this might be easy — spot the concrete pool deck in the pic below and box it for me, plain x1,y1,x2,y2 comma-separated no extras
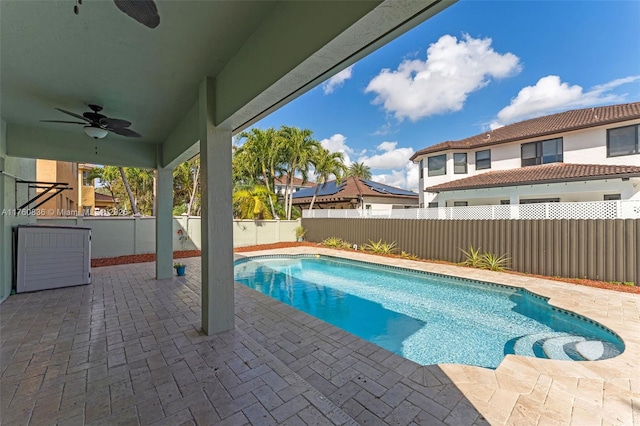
237,247,640,425
1,247,638,424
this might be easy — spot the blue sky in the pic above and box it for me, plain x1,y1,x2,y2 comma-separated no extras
249,0,640,190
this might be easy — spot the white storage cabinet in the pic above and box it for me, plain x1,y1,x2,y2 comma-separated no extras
14,225,91,293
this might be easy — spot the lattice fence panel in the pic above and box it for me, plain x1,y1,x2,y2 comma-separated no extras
302,200,639,220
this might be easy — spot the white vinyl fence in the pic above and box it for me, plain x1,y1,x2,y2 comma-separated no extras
303,200,640,220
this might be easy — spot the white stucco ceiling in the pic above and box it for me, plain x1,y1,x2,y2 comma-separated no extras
1,0,455,167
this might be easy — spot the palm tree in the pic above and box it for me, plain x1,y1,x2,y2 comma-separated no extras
309,148,345,210
173,157,200,216
278,126,321,219
236,128,284,218
232,184,275,219
347,161,372,179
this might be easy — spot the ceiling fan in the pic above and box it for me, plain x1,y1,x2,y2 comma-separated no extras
41,104,142,139
73,0,160,29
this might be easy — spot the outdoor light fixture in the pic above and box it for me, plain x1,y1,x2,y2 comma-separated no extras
83,125,109,139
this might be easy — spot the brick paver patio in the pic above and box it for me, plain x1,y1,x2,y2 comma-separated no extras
2,247,639,425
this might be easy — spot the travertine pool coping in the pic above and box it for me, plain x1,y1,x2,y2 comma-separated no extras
237,247,640,425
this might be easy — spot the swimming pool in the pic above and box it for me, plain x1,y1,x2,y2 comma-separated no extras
234,255,624,369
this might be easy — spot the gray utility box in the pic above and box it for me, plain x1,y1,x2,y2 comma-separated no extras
14,225,91,293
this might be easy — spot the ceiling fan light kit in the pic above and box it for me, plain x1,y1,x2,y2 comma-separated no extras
41,104,142,140
83,126,109,139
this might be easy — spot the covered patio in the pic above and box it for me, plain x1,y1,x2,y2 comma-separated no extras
0,0,455,332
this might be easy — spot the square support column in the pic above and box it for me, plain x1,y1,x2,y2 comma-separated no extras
199,77,235,334
155,167,174,279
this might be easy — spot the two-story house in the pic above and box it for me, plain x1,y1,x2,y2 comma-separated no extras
410,102,640,207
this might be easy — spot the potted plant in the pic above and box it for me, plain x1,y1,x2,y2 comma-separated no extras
295,226,307,242
174,262,187,276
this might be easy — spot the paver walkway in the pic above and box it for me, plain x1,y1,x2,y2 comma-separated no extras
1,254,487,425
2,247,639,425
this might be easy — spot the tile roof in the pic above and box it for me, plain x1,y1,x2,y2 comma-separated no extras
426,163,640,192
410,102,640,161
94,192,116,202
274,175,315,187
292,176,417,204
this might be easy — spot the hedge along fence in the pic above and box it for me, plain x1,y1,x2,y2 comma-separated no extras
301,218,640,284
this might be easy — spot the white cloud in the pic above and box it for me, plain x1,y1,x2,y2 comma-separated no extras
322,65,354,94
371,121,393,136
490,75,640,129
319,134,419,190
377,141,397,152
365,34,521,121
371,163,419,191
357,141,415,170
319,133,365,166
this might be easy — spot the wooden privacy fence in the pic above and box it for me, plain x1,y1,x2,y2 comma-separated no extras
302,218,640,284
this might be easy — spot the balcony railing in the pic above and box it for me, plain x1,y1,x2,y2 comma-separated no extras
302,200,640,220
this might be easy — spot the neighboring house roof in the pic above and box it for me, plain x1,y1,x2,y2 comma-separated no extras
94,193,116,203
410,102,640,161
292,176,417,204
274,175,315,187
426,163,640,193
78,163,99,169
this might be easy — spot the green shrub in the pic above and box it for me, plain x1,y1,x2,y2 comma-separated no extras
321,236,351,249
460,245,483,268
623,281,635,287
362,239,397,255
400,251,419,260
480,252,510,272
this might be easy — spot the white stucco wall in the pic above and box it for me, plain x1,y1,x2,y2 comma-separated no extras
1,120,37,301
360,195,419,211
35,217,300,258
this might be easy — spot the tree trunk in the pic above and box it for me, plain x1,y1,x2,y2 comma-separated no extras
309,184,320,211
119,167,139,215
187,162,200,216
261,169,277,219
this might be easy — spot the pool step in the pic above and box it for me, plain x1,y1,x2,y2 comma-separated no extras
512,332,622,361
542,336,585,361
513,332,568,358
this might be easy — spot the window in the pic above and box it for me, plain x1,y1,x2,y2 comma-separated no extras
427,202,438,208
453,153,467,174
453,201,468,207
475,150,491,170
419,159,424,179
607,124,639,157
521,138,563,167
604,194,621,201
82,171,92,186
500,200,510,205
427,154,446,176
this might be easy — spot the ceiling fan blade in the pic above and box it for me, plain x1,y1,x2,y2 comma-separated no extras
100,117,132,129
83,112,106,122
41,120,86,125
55,108,91,122
113,0,160,29
110,127,141,138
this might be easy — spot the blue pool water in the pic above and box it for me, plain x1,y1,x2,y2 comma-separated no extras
234,255,624,369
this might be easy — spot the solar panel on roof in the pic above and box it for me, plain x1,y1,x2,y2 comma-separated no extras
360,179,417,196
292,180,345,198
